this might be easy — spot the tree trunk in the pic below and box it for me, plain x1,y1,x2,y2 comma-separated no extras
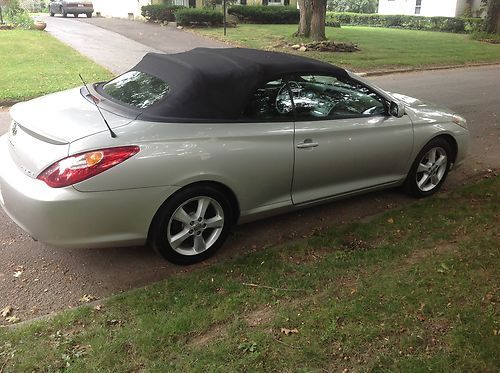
295,0,312,37
483,0,499,34
310,0,326,41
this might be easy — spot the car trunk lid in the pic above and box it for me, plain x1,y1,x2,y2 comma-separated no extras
8,87,134,177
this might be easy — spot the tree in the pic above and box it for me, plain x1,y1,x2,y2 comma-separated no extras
327,0,377,13
483,0,499,34
296,0,326,41
310,0,326,40
296,0,312,37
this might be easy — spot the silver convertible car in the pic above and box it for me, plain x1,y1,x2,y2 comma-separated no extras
0,48,469,264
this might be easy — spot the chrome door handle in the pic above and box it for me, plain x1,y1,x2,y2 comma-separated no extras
297,139,319,149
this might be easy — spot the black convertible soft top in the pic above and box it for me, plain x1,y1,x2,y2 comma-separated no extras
125,47,348,121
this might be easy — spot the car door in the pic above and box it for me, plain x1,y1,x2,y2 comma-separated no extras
232,77,295,213
290,74,413,205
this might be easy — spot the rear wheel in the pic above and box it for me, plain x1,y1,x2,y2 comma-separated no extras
62,9,67,17
406,138,452,198
73,13,79,17
86,12,92,18
150,185,233,265
49,11,54,16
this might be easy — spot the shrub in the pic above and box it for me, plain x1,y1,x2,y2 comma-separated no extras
174,8,223,27
141,4,186,22
228,5,299,24
326,12,484,34
4,0,34,29
470,31,500,43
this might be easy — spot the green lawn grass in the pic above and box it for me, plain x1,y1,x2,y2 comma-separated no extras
194,25,500,71
1,177,498,371
0,30,112,103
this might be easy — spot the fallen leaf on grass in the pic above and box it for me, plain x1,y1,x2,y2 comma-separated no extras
13,271,22,278
93,305,103,311
416,313,426,322
6,316,20,323
387,218,394,224
281,327,299,335
1,306,12,318
79,295,97,303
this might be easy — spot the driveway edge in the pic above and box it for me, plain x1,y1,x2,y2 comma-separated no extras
357,61,500,77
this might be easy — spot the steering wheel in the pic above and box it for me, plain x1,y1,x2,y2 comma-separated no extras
275,81,300,114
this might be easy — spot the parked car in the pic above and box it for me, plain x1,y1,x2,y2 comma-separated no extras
49,0,93,18
0,48,469,264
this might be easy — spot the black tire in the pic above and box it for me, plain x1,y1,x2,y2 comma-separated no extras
73,13,79,17
50,11,54,16
86,13,92,18
150,185,233,265
405,138,452,198
62,9,67,17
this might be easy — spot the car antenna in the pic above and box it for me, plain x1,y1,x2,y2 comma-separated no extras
78,73,117,138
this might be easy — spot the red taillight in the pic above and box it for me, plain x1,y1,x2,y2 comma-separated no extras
37,146,140,188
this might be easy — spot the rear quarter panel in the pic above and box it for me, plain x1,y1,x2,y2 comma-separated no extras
69,119,295,215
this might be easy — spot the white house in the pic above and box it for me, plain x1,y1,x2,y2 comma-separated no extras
92,0,153,19
378,0,483,17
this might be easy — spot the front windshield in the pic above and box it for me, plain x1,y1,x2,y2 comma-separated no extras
102,71,169,109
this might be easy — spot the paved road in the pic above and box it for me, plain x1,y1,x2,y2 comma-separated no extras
79,17,226,54
0,18,498,323
41,15,225,74
41,15,159,75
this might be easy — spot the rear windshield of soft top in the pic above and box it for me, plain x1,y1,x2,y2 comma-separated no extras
101,71,169,109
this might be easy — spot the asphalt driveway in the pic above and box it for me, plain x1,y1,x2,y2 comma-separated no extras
42,15,225,74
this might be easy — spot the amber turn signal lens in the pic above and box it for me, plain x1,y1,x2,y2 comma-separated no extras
85,151,104,167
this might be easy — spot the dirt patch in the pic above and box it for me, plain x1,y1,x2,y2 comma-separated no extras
188,323,227,348
397,243,457,272
188,306,275,348
244,305,274,327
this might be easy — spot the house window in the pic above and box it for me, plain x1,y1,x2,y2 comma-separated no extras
415,0,422,14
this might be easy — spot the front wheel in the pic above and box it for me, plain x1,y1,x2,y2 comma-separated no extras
86,13,92,18
62,9,67,17
150,185,233,264
406,138,452,198
49,11,54,16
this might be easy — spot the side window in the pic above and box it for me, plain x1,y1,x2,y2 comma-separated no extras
243,79,295,121
289,75,387,121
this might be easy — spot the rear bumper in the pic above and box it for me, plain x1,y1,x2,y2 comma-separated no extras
64,6,93,13
0,135,178,248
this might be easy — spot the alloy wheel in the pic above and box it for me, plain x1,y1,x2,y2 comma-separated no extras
416,146,448,192
167,196,225,256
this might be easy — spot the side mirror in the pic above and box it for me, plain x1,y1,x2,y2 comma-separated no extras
389,101,405,118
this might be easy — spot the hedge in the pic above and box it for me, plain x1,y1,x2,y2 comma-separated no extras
228,5,299,24
174,8,223,27
141,4,186,22
326,12,483,33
